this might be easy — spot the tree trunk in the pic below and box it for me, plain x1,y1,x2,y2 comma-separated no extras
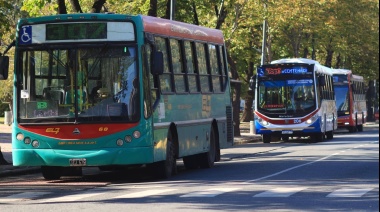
148,0,158,17
240,61,254,122
70,0,83,13
91,0,106,13
57,0,67,14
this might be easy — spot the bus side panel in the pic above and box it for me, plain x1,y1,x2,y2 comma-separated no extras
153,127,169,162
176,124,209,158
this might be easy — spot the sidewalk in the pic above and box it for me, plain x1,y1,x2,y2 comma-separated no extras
0,123,262,177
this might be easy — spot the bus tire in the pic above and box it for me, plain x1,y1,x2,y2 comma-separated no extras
357,124,363,132
326,131,334,139
311,132,324,143
281,136,289,141
154,130,177,179
41,166,62,180
263,134,271,143
199,126,217,169
183,155,199,169
348,126,357,133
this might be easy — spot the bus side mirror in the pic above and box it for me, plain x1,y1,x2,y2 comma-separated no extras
318,76,326,86
0,56,9,80
249,75,256,91
151,51,164,75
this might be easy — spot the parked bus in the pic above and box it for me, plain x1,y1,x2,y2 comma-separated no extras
252,58,337,143
332,69,367,132
0,14,233,180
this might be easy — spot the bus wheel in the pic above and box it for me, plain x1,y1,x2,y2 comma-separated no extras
183,155,200,169
311,133,324,143
263,134,271,143
199,126,217,169
326,131,334,139
41,166,62,180
348,126,357,133
154,131,177,179
281,136,289,141
357,124,363,132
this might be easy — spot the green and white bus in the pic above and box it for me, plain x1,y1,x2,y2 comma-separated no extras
0,13,233,180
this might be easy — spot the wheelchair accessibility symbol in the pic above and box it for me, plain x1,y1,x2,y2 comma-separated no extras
20,26,32,44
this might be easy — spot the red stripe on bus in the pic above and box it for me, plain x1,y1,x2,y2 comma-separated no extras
142,15,224,44
18,123,139,140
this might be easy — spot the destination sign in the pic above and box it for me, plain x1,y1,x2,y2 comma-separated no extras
18,22,135,44
258,66,311,77
46,23,107,40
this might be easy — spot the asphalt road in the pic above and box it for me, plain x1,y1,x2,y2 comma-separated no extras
0,125,378,212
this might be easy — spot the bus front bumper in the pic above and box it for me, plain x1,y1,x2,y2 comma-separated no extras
12,147,154,167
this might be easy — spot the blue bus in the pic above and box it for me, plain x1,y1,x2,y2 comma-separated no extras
252,58,337,143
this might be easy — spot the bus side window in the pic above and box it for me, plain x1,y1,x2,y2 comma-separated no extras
155,36,173,93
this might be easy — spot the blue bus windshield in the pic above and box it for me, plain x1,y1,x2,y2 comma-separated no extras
257,78,316,116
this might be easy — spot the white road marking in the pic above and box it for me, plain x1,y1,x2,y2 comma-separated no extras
254,187,308,198
180,188,240,198
327,188,373,198
113,189,176,198
0,192,50,202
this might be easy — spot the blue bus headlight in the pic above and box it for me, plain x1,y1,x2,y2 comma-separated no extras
258,118,269,126
306,114,318,124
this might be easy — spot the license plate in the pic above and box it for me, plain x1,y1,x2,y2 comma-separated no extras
69,159,87,166
282,130,293,134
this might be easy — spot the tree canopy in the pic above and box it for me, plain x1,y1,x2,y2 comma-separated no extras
0,0,379,124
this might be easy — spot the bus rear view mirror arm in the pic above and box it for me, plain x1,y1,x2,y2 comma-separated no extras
151,51,164,75
0,56,9,80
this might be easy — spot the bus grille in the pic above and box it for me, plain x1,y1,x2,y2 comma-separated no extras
226,106,233,143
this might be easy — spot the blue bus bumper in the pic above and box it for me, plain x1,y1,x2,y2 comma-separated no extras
255,120,322,136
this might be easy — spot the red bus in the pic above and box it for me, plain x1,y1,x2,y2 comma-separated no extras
332,69,367,132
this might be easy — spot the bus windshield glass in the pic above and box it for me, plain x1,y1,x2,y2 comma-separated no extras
334,85,349,115
17,45,139,123
257,79,316,116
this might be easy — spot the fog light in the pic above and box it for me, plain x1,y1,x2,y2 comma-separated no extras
125,135,132,143
133,131,141,139
32,140,40,148
116,139,124,146
344,122,349,125
16,133,24,141
24,137,31,144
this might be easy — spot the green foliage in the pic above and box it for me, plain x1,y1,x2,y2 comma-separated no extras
0,0,379,101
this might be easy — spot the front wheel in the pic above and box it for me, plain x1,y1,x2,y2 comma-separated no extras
41,166,62,180
263,134,271,143
153,131,177,179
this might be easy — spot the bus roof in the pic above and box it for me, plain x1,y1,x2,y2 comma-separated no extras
141,15,224,44
332,69,364,81
270,58,334,75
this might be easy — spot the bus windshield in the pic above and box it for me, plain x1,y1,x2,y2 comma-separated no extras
17,45,139,123
334,85,350,115
257,78,316,117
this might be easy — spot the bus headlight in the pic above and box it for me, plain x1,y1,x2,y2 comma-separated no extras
306,114,318,124
133,131,141,139
16,133,24,141
116,139,124,146
32,140,40,148
24,137,31,145
125,135,132,143
258,118,269,126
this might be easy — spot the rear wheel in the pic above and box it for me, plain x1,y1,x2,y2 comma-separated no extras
326,131,334,139
41,166,62,180
263,134,271,143
183,155,199,169
199,126,217,169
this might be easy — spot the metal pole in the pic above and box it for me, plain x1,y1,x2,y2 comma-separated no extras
170,0,173,20
260,2,267,65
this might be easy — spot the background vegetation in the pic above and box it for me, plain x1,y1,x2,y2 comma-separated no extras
0,0,378,134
